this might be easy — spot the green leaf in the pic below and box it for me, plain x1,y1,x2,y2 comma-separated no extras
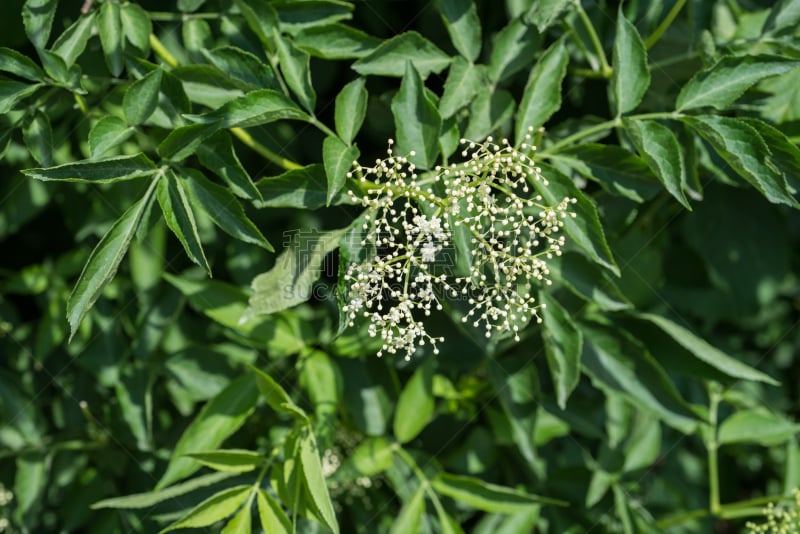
719,410,800,446
22,109,53,166
247,227,346,315
352,31,451,79
763,0,800,34
334,77,368,145
121,3,152,55
432,473,566,512
439,0,482,62
64,181,157,338
156,172,211,275
202,46,279,91
533,163,619,275
173,64,244,108
464,89,515,141
234,0,278,48
185,449,264,473
221,503,252,534
0,80,41,114
558,144,660,203
323,136,359,205
98,2,124,76
676,55,800,111
635,313,778,385
273,0,353,32
89,116,134,158
158,122,220,161
23,153,159,183
681,115,798,208
299,430,339,534
293,24,380,59
157,374,259,488
515,39,568,143
12,453,48,524
250,365,307,419
552,253,631,311
488,18,540,83
276,36,316,112
51,12,96,67
197,132,263,202
740,118,800,192
124,68,163,125
0,47,45,81
181,169,273,251
391,61,441,169
390,485,426,534
488,355,538,463
185,88,308,128
351,437,394,476
624,119,690,209
161,485,251,533
612,9,650,115
525,0,571,32
439,58,488,119
541,293,582,409
92,472,237,509
256,164,353,209
300,350,342,412
393,359,435,443
23,0,57,49
257,490,292,534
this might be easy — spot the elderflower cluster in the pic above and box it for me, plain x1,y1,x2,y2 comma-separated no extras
343,130,577,360
746,489,800,534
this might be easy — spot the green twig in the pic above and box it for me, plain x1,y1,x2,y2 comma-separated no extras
707,387,721,515
574,0,612,78
645,0,688,49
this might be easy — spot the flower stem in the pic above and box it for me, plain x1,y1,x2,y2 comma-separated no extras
574,0,612,78
644,0,687,49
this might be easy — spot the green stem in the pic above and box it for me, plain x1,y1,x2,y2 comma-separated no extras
149,11,219,21
574,0,612,78
0,439,106,459
644,0,688,49
310,116,337,138
149,34,178,68
708,387,721,515
656,508,710,529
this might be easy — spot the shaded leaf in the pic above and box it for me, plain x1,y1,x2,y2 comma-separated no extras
432,473,566,512
624,119,690,208
92,472,237,509
299,430,339,534
719,410,800,446
294,24,380,59
121,3,152,55
464,89,515,141
250,365,307,419
352,31,451,79
612,9,650,115
541,292,582,409
185,88,308,128
273,0,353,32
203,46,279,91
51,12,96,67
22,109,52,166
439,0,482,62
391,61,441,169
98,2,124,76
276,35,316,111
161,485,251,532
256,164,353,209
156,171,211,275
23,0,57,49
23,153,159,183
390,485,426,534
334,77,368,145
197,131,263,201
124,68,163,125
525,0,571,32
515,39,568,143
0,81,41,114
351,437,394,476
185,449,264,473
323,135,359,205
440,58,488,119
488,19,539,83
89,116,134,158
393,359,435,443
0,47,45,81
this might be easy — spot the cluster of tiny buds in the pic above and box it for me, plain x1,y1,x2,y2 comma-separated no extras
745,488,800,534
343,128,577,360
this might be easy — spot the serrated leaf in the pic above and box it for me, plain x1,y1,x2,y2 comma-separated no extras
161,485,251,533
65,181,157,338
525,0,571,32
515,39,568,144
390,485,426,534
185,88,308,128
89,116,134,158
158,122,220,161
334,77,368,145
488,18,539,83
676,55,799,111
98,2,124,76
439,58,488,119
124,69,163,125
22,109,52,166
156,172,211,275
393,359,435,444
464,89,514,141
541,292,582,409
533,163,619,275
352,31,451,79
203,46,279,91
351,437,394,476
23,0,57,49
432,473,565,512
391,61,441,169
234,0,278,48
741,118,800,193
92,472,237,509
624,119,690,209
181,169,273,251
681,115,799,208
256,164,353,209
185,449,263,473
51,12,96,67
276,36,316,112
612,9,650,115
121,3,152,55
247,227,345,315
552,253,631,311
719,410,800,446
23,153,159,183
250,365,306,419
0,47,45,81
299,431,339,534
635,313,778,385
439,0,482,62
197,132,262,202
256,490,291,534
323,136,359,205
157,374,259,488
294,24,380,59
273,0,353,32
0,81,41,114
763,0,800,35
